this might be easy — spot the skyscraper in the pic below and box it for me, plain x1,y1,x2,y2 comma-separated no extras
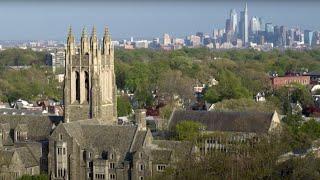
304,30,314,47
259,17,264,32
225,19,232,33
239,3,248,46
265,23,274,43
280,26,287,47
163,33,171,46
230,9,237,33
250,16,260,35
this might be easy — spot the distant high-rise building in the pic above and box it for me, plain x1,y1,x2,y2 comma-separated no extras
259,17,264,32
274,25,281,47
304,30,314,47
212,29,219,39
230,9,237,33
250,16,260,35
280,26,287,47
312,31,320,47
239,3,249,46
265,23,274,33
225,19,232,33
163,33,171,46
287,29,295,46
196,32,204,44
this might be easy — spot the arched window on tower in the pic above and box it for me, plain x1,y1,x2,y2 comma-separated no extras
108,44,111,55
85,71,89,102
75,71,80,102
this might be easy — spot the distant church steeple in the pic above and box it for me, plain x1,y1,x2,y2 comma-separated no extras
64,26,117,123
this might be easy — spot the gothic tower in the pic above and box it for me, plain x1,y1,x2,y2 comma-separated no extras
64,26,117,123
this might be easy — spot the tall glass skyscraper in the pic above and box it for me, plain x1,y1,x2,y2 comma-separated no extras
239,3,248,46
304,30,314,47
230,9,237,34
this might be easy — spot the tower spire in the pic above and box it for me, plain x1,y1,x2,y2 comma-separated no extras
245,2,248,12
104,26,109,37
68,25,73,38
92,25,97,37
82,26,87,37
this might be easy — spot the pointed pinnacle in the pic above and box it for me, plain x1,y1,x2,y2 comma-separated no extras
104,26,109,36
82,26,87,37
92,25,97,36
68,26,73,36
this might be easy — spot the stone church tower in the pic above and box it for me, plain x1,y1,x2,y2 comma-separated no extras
64,26,117,123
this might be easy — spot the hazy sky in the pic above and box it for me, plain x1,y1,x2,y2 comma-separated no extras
0,0,319,40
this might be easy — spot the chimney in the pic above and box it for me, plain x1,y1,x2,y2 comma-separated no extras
135,109,147,131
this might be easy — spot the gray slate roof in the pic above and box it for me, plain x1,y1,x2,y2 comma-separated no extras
15,147,39,168
62,121,139,163
0,115,62,144
169,110,274,133
0,146,39,168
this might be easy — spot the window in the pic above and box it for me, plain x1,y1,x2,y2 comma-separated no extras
110,174,116,179
157,165,166,172
57,168,66,177
75,71,80,102
85,71,89,102
63,148,66,155
59,134,62,140
95,174,105,179
109,162,115,169
139,164,144,171
110,153,114,160
139,176,144,180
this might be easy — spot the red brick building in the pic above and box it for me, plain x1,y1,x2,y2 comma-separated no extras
271,75,310,88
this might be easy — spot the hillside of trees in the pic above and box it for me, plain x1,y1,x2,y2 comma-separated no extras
115,48,320,115
0,48,46,66
1,48,320,115
0,49,60,103
0,48,320,178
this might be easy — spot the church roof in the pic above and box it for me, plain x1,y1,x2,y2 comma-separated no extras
130,131,148,153
0,151,14,166
169,110,274,133
0,146,39,168
15,147,39,168
61,120,139,163
151,149,172,164
0,115,62,144
153,140,193,162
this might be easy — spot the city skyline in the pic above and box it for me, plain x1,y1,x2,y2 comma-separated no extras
0,0,319,40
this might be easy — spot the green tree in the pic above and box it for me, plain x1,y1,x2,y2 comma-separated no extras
117,95,132,117
203,87,220,104
300,119,320,140
175,121,204,141
18,174,48,180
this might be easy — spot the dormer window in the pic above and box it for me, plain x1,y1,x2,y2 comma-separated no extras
59,134,63,141
157,165,166,172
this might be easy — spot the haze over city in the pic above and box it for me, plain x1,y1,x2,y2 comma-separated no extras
0,0,319,40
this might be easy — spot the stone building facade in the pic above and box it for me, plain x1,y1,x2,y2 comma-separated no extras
0,27,192,180
47,27,192,180
64,26,117,123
